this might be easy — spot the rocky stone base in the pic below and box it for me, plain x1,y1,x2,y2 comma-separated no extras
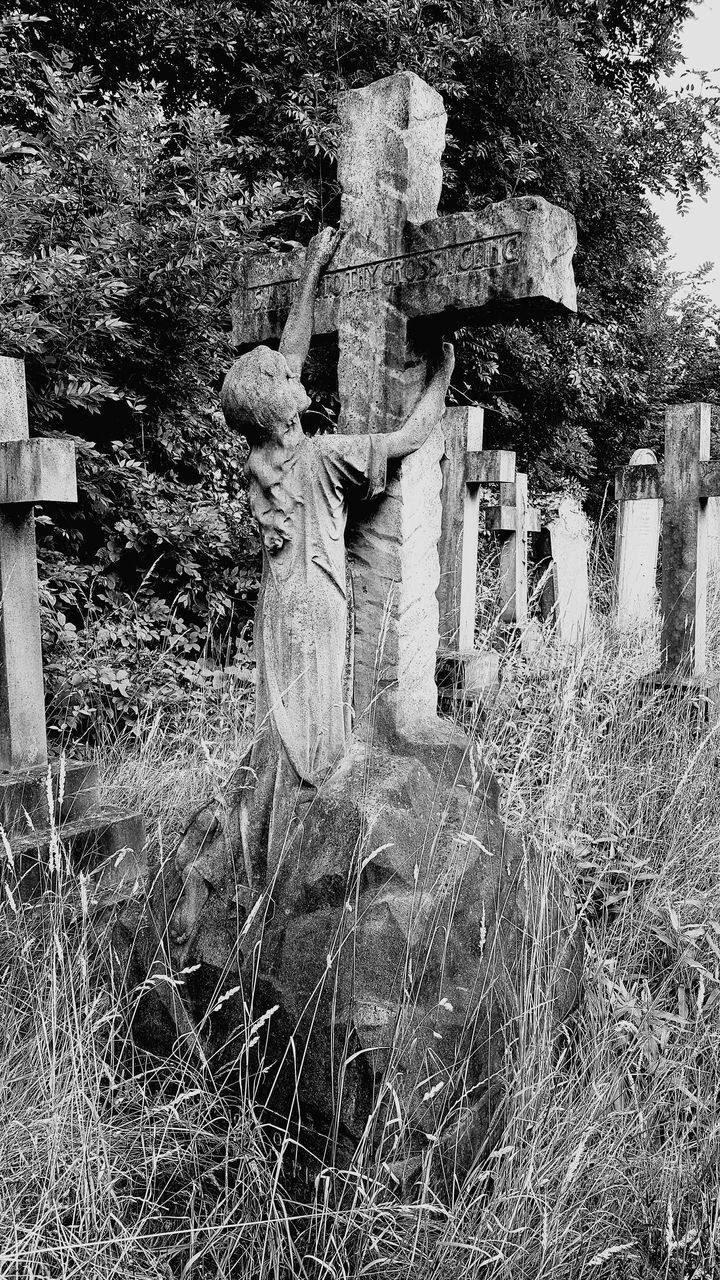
117,737,581,1195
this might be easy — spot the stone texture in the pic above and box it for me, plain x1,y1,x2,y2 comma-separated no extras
614,448,661,630
0,759,99,834
0,357,49,770
233,198,578,349
661,404,711,674
231,73,576,747
0,438,77,504
127,743,580,1192
0,357,78,770
614,407,720,678
488,473,540,628
539,498,593,647
12,811,147,902
708,496,720,573
336,74,450,740
437,406,484,653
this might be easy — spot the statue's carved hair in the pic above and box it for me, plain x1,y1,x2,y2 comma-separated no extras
221,345,293,444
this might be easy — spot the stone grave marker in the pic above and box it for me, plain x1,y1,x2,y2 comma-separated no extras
233,71,577,747
614,447,661,630
136,71,581,1182
538,497,593,647
436,404,515,702
0,355,145,895
708,495,720,572
616,402,720,714
487,471,540,630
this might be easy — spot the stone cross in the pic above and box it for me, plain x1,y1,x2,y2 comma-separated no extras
487,472,540,628
0,357,77,771
539,497,593,647
437,405,515,651
435,404,514,704
233,72,576,742
614,447,661,630
615,403,720,676
708,496,720,572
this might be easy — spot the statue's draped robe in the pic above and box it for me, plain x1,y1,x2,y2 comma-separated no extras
243,432,388,885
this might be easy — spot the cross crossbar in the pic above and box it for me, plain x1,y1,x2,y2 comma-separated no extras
466,449,516,486
234,199,577,349
0,439,77,505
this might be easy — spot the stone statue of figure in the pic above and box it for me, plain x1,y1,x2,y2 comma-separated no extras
170,228,453,950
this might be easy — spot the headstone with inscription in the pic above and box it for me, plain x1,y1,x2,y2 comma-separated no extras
0,355,145,896
539,497,593,648
614,448,661,630
616,403,720,716
125,73,581,1191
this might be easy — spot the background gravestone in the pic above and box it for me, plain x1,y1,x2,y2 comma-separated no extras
614,448,661,631
488,472,541,633
436,404,514,704
616,403,720,719
708,496,720,573
539,498,593,648
0,355,146,899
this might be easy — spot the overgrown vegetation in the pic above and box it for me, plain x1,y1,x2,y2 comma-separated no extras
2,8,720,1266
3,570,720,1278
1,0,719,742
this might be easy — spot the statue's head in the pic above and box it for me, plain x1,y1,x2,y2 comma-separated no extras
221,345,311,447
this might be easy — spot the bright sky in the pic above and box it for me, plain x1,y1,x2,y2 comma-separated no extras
652,0,720,301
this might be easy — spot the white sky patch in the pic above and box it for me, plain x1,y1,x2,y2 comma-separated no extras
651,0,720,301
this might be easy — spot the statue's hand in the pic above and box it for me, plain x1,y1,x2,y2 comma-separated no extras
439,340,455,388
307,225,341,273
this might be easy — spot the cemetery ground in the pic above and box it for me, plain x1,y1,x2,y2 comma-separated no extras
2,549,720,1280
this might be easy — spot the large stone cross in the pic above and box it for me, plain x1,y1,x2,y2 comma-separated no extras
0,357,77,771
233,72,576,743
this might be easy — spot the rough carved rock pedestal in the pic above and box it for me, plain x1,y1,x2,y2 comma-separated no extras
123,72,582,1193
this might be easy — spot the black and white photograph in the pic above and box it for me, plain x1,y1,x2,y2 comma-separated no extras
1,1,719,1275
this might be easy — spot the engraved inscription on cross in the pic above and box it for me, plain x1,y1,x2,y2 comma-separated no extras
0,357,77,772
233,72,577,744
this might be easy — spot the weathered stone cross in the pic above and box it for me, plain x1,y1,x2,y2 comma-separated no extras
0,357,77,771
233,72,576,744
616,402,720,678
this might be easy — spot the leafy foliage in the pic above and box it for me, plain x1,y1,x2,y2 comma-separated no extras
1,1,720,736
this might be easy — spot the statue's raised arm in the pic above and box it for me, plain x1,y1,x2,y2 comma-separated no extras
279,227,341,376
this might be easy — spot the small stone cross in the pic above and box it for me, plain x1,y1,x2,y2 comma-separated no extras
488,473,540,628
233,72,576,744
615,403,720,676
0,357,77,771
437,405,515,652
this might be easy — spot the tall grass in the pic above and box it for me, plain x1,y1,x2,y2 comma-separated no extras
2,578,720,1278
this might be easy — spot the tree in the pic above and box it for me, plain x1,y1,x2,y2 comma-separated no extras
1,1,719,732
